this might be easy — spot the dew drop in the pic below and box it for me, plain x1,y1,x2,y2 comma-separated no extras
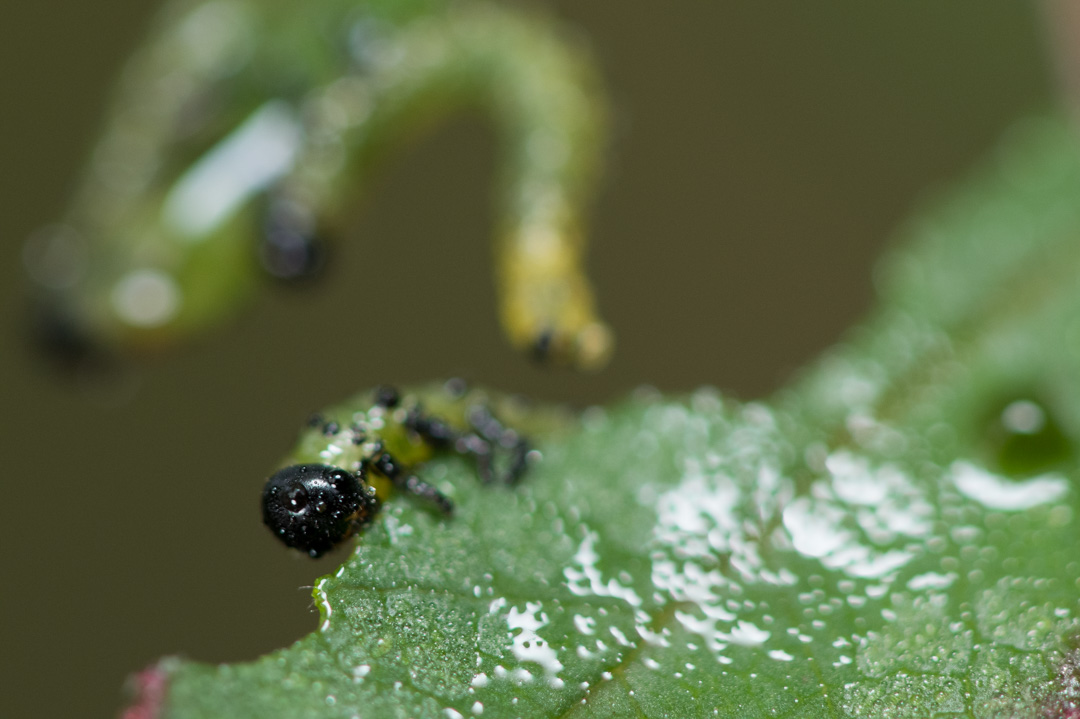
985,396,1073,476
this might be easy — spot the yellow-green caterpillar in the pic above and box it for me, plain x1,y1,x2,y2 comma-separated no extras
262,380,568,557
25,0,612,371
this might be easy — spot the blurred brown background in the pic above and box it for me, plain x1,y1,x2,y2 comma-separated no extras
0,2,1055,717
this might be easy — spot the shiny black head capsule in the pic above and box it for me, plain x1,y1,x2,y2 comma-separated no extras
262,464,379,558
26,299,114,377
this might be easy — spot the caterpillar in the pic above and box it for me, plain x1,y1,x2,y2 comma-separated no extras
262,380,558,557
25,0,613,372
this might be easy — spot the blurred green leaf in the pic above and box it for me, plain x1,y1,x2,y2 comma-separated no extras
159,116,1080,717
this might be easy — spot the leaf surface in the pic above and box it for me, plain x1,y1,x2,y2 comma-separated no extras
162,116,1080,718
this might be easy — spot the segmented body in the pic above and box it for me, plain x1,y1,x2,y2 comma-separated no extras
27,0,612,371
262,380,555,557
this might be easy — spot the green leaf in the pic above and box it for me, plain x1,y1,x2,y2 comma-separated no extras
155,115,1080,718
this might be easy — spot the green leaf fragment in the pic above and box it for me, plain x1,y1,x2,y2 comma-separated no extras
163,116,1080,718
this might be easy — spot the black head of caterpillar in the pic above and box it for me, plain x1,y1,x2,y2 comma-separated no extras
262,464,379,558
262,383,535,558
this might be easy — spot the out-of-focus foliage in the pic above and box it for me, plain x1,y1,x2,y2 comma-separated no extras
153,116,1080,717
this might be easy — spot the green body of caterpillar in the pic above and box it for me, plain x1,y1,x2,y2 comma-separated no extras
262,381,569,557
28,0,612,371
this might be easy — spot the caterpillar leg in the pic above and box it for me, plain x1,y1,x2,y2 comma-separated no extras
464,403,532,485
369,448,454,516
404,400,530,485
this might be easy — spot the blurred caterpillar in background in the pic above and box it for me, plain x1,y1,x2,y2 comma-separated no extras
24,0,613,374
